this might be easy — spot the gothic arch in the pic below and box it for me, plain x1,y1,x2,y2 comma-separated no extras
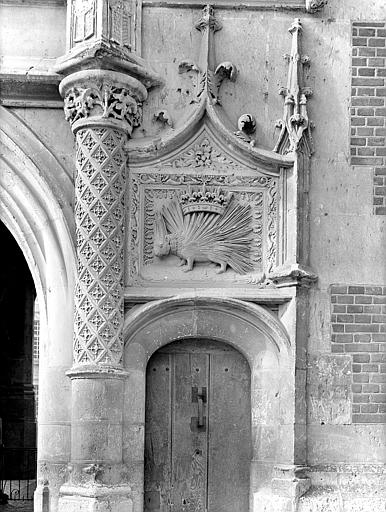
0,106,75,317
123,296,293,511
0,106,76,502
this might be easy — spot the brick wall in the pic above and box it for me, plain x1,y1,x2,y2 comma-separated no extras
331,285,386,423
351,22,386,215
373,166,386,214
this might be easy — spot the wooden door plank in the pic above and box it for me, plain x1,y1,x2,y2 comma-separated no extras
145,340,251,512
207,351,251,512
171,352,208,512
145,352,172,512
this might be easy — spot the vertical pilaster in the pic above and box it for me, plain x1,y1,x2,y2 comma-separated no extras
55,2,160,510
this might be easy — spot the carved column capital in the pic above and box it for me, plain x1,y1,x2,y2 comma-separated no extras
59,70,147,135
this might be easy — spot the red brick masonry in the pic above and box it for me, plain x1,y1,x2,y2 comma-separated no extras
351,22,386,215
331,284,386,423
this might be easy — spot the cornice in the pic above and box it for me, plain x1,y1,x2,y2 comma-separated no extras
141,0,325,12
0,74,62,108
0,0,65,4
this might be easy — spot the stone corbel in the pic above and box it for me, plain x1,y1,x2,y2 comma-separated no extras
269,263,318,288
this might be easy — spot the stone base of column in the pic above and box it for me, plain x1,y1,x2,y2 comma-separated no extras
253,465,311,512
58,485,132,512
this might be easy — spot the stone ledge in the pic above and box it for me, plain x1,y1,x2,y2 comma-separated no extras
0,74,62,108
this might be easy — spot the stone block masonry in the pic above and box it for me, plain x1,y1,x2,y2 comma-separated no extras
330,285,386,424
351,22,386,215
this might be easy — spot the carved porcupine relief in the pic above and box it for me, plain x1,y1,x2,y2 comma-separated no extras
153,185,253,274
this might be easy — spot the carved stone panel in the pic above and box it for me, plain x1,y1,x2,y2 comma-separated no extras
126,133,279,290
71,0,96,47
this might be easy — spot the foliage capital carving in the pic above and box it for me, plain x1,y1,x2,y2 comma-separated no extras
59,69,147,134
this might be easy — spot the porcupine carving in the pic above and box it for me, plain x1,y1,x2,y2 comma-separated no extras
153,187,254,274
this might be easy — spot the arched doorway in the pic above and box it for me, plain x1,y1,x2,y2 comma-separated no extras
123,296,292,512
144,338,251,512
0,220,37,503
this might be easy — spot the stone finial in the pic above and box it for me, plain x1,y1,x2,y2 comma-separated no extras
179,5,237,106
274,18,313,156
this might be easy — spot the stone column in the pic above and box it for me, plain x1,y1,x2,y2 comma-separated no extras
56,70,145,512
55,2,160,510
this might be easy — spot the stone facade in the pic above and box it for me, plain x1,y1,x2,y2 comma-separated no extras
0,1,385,512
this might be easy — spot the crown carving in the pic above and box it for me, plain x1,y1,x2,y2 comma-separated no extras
180,185,233,215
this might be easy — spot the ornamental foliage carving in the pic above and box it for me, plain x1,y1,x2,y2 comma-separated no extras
64,84,142,129
164,137,238,171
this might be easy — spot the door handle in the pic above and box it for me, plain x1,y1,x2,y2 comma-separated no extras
192,387,207,428
197,393,204,427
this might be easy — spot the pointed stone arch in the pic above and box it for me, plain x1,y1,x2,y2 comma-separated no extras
0,106,76,509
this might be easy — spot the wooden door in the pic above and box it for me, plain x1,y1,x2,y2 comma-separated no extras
144,339,251,512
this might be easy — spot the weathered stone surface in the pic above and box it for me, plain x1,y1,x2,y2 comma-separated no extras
307,354,352,425
307,425,386,464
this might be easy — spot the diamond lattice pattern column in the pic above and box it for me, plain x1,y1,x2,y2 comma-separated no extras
74,127,126,366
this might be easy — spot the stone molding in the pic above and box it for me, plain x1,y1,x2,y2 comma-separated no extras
0,74,62,108
66,364,129,379
141,0,324,11
0,106,75,301
127,162,279,287
123,295,291,353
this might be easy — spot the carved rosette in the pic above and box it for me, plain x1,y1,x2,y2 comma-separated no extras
59,70,147,367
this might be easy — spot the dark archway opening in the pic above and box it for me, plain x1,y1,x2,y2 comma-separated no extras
0,220,37,503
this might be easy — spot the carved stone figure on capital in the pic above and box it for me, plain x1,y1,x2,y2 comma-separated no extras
153,185,253,274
